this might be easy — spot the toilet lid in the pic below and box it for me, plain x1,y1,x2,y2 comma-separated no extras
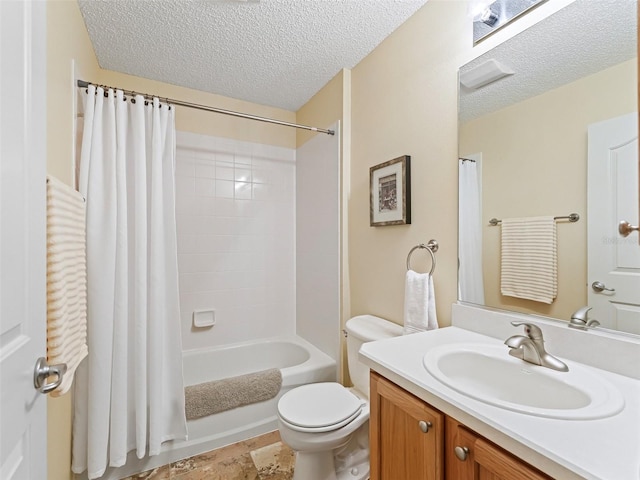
278,382,364,432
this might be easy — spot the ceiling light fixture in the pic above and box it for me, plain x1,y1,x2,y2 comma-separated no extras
479,7,500,27
469,0,501,27
468,0,497,20
459,59,514,90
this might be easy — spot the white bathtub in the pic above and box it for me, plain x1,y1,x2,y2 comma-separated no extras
100,335,336,479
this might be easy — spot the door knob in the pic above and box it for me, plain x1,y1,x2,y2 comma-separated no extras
591,281,615,293
619,220,639,237
33,357,67,394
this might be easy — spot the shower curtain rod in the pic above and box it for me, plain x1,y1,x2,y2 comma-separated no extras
76,80,335,136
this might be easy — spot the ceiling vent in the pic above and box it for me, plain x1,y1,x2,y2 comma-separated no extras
460,59,514,90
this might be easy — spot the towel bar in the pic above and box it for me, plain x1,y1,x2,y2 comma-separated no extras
406,240,438,275
489,213,579,226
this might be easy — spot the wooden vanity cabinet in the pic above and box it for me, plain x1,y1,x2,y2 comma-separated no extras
370,372,552,480
445,417,552,480
370,371,444,480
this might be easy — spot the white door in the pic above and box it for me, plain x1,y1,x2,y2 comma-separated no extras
588,112,640,334
0,1,48,478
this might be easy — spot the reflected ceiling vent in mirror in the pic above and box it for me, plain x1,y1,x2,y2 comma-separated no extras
471,0,548,44
460,59,514,90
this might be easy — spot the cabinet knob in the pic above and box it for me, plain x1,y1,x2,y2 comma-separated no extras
418,420,432,433
454,446,470,461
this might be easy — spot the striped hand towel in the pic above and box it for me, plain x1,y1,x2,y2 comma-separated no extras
46,175,88,396
500,216,557,304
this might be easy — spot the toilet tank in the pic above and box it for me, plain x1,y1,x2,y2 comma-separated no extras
346,315,403,399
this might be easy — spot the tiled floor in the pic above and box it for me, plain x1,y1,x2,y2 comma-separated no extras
123,431,295,480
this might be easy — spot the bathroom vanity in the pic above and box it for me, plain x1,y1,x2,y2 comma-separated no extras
361,308,640,480
370,371,551,479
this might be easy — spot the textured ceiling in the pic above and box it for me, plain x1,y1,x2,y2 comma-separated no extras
460,0,637,122
78,0,428,111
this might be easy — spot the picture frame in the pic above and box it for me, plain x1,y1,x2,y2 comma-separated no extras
370,155,411,226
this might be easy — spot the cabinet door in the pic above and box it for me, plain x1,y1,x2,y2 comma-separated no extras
446,417,551,480
370,372,444,480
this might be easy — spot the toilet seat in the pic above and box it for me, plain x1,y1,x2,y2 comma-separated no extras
278,382,364,433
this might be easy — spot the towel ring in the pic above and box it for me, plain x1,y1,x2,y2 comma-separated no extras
406,239,438,275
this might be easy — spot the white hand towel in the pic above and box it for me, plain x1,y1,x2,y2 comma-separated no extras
500,216,557,304
403,270,438,334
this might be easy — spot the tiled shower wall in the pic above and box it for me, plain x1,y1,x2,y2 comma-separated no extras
175,131,296,351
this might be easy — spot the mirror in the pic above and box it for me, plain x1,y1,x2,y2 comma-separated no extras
458,0,638,335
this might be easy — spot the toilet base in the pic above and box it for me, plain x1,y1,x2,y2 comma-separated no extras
292,450,338,480
291,450,369,480
334,421,369,480
336,459,369,480
289,423,370,480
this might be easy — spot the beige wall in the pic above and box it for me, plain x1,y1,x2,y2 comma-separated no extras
460,59,636,320
348,1,470,328
47,0,100,185
296,69,345,148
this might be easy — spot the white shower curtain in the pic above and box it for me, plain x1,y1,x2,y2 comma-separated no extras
72,86,187,479
458,158,485,305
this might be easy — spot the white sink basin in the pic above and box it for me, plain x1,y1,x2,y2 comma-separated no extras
423,343,625,420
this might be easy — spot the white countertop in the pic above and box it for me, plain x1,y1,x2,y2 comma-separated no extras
359,326,640,480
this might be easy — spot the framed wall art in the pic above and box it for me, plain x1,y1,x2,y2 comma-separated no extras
370,155,411,226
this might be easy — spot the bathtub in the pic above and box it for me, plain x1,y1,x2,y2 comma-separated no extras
100,335,336,479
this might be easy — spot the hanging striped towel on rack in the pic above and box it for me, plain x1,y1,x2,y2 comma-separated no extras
500,216,557,304
46,175,88,396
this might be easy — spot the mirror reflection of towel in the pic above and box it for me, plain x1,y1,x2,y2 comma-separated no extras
500,216,557,304
403,270,438,334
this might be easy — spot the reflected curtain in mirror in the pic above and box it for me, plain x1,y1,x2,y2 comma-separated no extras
458,157,485,305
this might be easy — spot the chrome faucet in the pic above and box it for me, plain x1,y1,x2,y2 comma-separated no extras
504,322,568,372
569,306,600,330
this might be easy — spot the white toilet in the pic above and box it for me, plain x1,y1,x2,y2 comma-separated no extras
277,315,403,480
